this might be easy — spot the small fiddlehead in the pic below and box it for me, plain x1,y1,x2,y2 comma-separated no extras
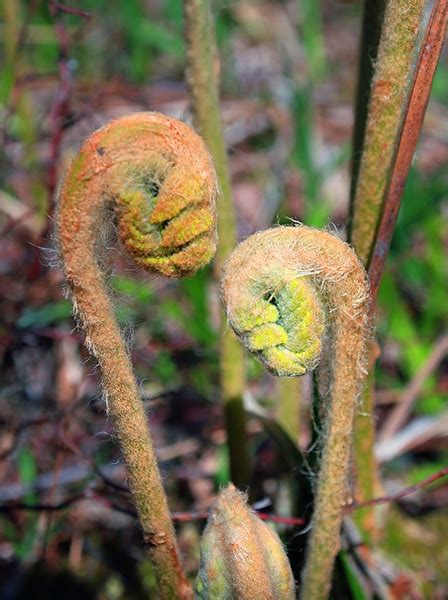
57,112,217,599
221,225,371,600
196,484,295,599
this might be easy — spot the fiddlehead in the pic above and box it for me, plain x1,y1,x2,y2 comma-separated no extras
221,225,371,600
196,484,295,599
57,112,217,599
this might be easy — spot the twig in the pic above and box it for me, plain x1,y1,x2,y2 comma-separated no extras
3,463,447,519
48,2,92,19
0,493,305,525
171,511,306,527
348,466,448,511
379,335,448,440
0,493,86,513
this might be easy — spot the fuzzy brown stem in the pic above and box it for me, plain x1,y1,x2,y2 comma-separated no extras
73,265,191,599
184,0,250,489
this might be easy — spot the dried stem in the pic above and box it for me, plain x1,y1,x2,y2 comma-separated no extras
57,112,218,599
221,225,371,599
183,0,250,488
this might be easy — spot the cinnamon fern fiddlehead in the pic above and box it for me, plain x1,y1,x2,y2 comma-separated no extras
57,112,217,599
196,484,295,599
221,225,371,600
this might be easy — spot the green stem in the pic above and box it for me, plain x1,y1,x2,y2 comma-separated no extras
352,359,379,542
350,0,427,264
349,0,387,209
184,0,250,489
297,0,326,83
277,378,302,444
349,0,387,541
349,0,428,541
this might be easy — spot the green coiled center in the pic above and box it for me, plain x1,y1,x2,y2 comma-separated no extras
230,273,325,377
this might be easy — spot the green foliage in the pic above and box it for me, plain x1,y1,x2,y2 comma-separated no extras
377,166,448,416
152,350,179,387
17,300,72,328
338,552,369,600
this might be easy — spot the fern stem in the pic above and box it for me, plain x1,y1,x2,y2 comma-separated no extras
184,0,250,489
350,0,439,540
350,0,427,264
277,378,302,444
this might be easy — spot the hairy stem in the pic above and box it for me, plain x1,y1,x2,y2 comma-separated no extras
349,0,387,208
350,0,426,264
350,0,438,538
57,112,217,599
184,0,250,488
221,226,371,599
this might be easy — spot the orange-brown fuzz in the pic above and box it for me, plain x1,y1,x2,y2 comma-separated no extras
196,485,295,599
221,226,371,600
57,112,217,600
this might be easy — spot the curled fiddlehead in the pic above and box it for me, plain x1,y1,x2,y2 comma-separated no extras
221,225,371,600
57,112,217,599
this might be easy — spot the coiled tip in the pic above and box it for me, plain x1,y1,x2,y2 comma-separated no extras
58,112,218,279
221,227,326,377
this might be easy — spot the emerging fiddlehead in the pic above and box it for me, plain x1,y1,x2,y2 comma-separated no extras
221,225,371,600
196,484,295,599
57,112,217,599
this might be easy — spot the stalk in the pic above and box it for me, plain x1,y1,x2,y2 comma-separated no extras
349,0,444,538
183,0,250,488
350,0,427,262
277,378,302,444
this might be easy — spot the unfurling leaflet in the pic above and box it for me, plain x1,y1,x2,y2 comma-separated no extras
221,225,371,600
196,484,295,599
57,112,218,600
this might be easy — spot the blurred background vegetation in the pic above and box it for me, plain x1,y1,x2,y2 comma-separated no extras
0,1,447,598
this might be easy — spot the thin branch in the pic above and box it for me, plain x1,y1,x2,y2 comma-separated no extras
379,334,448,441
48,2,92,19
349,466,448,511
2,466,447,522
